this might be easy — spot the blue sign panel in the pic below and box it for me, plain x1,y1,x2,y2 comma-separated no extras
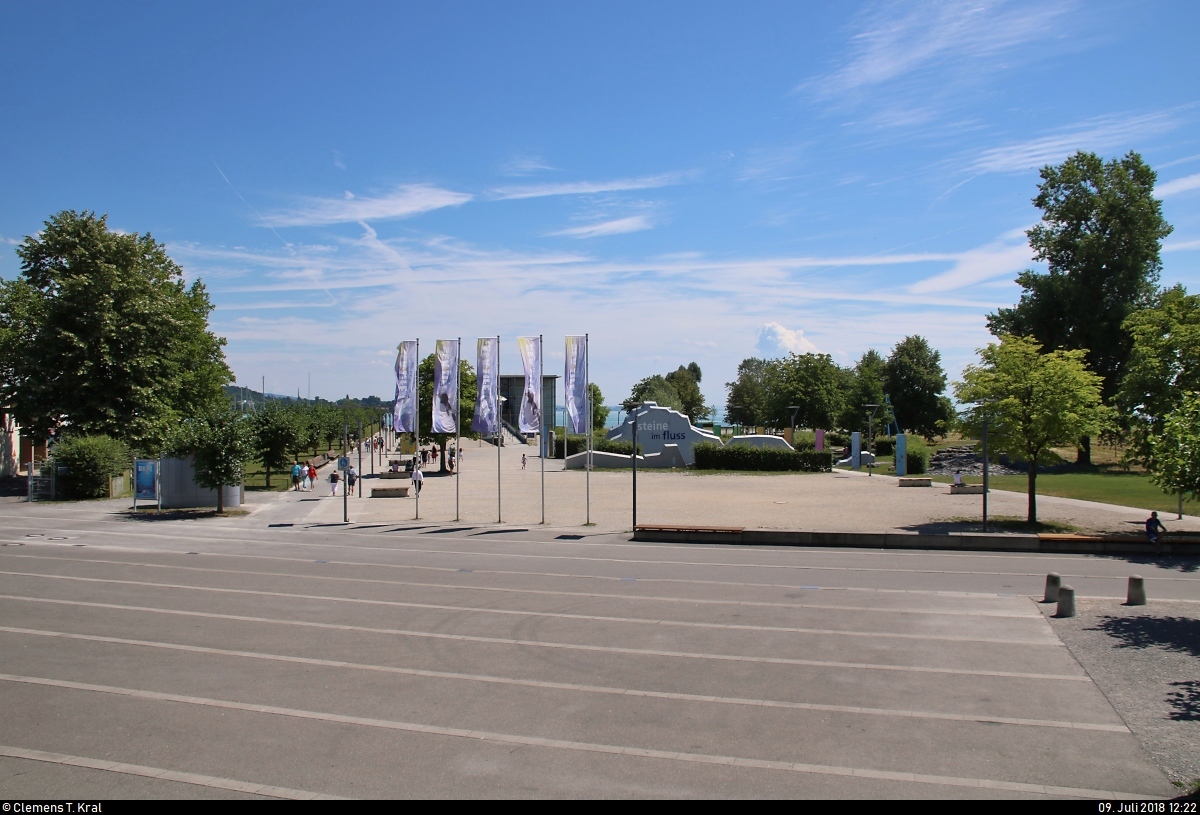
134,459,158,500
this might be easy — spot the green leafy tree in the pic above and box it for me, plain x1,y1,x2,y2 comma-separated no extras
664,363,710,422
249,400,300,489
588,382,608,431
0,211,231,453
768,353,849,432
954,335,1106,524
1147,392,1200,504
417,353,478,471
628,374,683,414
839,350,891,434
724,358,774,426
986,151,1173,463
1117,285,1200,465
884,336,951,439
167,407,254,512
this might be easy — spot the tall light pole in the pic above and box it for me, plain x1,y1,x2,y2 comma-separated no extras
864,404,880,476
982,416,990,533
625,401,644,531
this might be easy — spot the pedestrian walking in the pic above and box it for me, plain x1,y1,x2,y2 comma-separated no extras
1145,511,1167,554
347,464,358,496
521,453,526,470
307,463,317,491
301,464,310,491
411,465,424,496
291,461,302,491
329,469,340,497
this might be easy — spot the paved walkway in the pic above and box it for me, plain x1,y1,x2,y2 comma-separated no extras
300,439,1200,537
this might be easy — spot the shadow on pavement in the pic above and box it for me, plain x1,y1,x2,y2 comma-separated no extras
1167,680,1200,722
1109,554,1200,574
1092,615,1200,658
473,529,530,536
121,508,245,521
423,527,477,534
0,476,27,497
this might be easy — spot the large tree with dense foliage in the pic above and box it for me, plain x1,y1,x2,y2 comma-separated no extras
248,400,300,489
1117,285,1200,465
724,358,773,427
986,151,1172,463
664,364,708,422
955,335,1106,524
884,336,952,439
840,349,890,433
0,211,231,453
767,353,849,432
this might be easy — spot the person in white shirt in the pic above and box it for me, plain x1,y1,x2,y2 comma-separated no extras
411,466,424,496
953,470,963,486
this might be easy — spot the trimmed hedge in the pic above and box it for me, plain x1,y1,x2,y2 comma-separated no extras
554,435,640,457
905,436,930,475
693,442,832,472
51,434,130,499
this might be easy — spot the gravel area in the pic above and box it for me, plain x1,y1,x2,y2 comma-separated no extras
1042,597,1200,795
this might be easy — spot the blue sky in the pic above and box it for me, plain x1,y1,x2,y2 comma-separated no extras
3,1,1200,412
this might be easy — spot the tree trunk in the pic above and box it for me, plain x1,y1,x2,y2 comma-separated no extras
216,485,224,514
1076,435,1091,466
439,444,447,472
264,464,271,489
1027,466,1037,525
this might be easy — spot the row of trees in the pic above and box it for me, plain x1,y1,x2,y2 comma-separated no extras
953,150,1198,523
723,336,954,439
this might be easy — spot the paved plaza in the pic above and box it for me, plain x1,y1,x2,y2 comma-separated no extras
318,438,1200,536
0,444,1196,799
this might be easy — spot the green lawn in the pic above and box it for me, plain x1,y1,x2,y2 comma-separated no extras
931,470,1195,515
243,460,293,491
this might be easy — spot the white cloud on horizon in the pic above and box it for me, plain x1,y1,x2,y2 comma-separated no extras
262,184,472,227
490,172,687,200
549,216,654,239
756,322,820,357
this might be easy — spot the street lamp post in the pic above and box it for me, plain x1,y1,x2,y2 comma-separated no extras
787,405,799,446
982,416,989,533
864,404,880,476
625,401,643,532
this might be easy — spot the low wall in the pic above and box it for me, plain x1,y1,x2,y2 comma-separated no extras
158,457,241,509
631,526,1200,556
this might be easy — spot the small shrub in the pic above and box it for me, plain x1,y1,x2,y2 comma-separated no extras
693,442,832,472
51,434,130,499
874,437,895,457
791,430,816,450
905,436,930,475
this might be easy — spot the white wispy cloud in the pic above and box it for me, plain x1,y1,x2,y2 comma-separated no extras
1164,238,1200,253
490,172,686,200
262,184,472,227
332,150,346,170
969,111,1179,174
499,154,556,176
757,322,820,357
549,216,654,239
1157,172,1200,198
909,227,1032,294
803,0,1072,101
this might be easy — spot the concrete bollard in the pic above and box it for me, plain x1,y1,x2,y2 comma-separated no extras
1044,572,1061,603
1056,585,1075,618
1126,575,1147,606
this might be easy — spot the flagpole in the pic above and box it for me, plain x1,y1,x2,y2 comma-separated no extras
540,334,545,525
497,336,502,524
585,333,591,526
455,336,461,522
415,338,420,521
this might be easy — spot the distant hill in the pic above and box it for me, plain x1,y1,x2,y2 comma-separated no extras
222,386,385,409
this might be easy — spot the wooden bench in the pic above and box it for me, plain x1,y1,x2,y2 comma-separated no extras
898,477,932,487
372,486,410,498
379,471,411,480
950,483,985,494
